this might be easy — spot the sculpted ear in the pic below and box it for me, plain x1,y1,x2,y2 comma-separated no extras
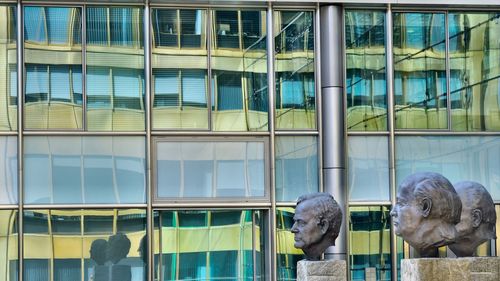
471,209,482,228
420,197,432,218
319,218,330,235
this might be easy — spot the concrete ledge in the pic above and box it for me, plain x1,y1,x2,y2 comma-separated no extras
401,257,500,281
297,259,347,281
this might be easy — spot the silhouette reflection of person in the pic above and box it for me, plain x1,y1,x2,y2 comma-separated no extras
89,234,132,281
90,239,109,281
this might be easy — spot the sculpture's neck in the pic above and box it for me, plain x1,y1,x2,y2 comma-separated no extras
302,238,333,261
408,220,457,257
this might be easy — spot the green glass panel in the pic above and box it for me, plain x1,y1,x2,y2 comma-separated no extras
449,12,500,131
0,210,17,281
23,209,147,281
276,208,304,281
393,13,448,130
274,11,315,130
345,11,387,131
0,6,17,131
151,9,209,130
349,206,391,281
24,6,83,130
86,7,145,131
211,10,268,131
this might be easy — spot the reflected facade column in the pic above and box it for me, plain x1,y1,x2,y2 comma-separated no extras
320,5,346,261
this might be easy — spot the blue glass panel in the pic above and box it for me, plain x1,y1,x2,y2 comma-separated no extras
24,7,46,43
50,65,71,101
86,66,111,109
46,7,70,44
110,7,134,46
182,70,207,106
25,64,48,102
86,7,108,46
153,69,179,107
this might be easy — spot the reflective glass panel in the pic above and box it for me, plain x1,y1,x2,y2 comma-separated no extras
348,136,389,201
496,205,500,256
349,206,391,281
155,139,267,199
151,9,209,130
393,13,448,129
211,10,268,131
395,136,500,200
23,209,146,281
24,136,146,204
449,12,500,131
276,208,303,281
274,11,315,130
0,6,17,131
0,210,17,281
86,7,145,131
153,210,265,281
0,137,17,204
24,6,82,129
275,136,318,202
345,11,387,131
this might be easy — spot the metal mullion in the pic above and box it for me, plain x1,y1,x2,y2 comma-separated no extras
207,7,212,131
17,1,24,280
22,204,147,210
445,11,452,131
315,3,323,192
82,5,87,130
22,130,147,136
152,202,272,209
151,131,270,136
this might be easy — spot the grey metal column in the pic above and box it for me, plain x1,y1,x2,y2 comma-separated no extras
320,5,347,262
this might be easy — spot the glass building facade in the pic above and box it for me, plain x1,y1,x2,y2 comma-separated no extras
0,1,498,281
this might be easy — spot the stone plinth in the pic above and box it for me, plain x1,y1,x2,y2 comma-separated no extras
297,259,346,281
401,257,500,281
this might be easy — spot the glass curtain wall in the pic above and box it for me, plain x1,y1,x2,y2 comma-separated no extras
24,6,83,130
23,209,147,281
153,210,265,281
274,11,316,130
0,210,17,281
276,208,303,281
0,5,17,131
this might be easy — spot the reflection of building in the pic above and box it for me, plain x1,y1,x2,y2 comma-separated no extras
0,2,498,281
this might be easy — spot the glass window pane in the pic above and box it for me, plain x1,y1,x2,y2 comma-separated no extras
274,11,316,130
348,136,389,201
349,206,392,281
0,136,17,204
151,9,209,130
154,210,264,281
86,6,144,131
345,11,387,131
393,13,447,129
24,6,82,130
23,209,147,281
449,12,500,131
0,210,18,281
0,6,17,131
24,136,146,204
275,136,318,202
156,139,267,200
276,208,304,281
395,136,500,200
212,9,268,131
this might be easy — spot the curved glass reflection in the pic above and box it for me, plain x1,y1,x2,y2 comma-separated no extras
0,136,17,204
0,6,17,131
153,210,265,281
0,210,17,281
449,12,500,131
274,11,315,130
393,13,447,130
211,10,268,131
276,208,303,281
345,11,387,131
23,209,146,281
151,9,208,130
24,6,82,130
86,6,145,131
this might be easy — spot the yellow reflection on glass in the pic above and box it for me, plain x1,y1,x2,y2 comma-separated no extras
0,210,17,281
274,11,316,130
86,7,144,131
23,209,147,281
24,6,83,130
151,9,209,130
0,6,17,131
276,207,303,281
449,12,500,131
393,13,448,130
211,10,268,131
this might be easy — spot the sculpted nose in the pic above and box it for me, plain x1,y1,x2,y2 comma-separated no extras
290,223,298,233
390,208,397,217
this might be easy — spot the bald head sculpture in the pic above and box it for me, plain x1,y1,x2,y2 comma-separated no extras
449,181,497,257
291,193,342,260
390,172,462,257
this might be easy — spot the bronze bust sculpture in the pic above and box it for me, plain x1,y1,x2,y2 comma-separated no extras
291,193,342,261
390,172,462,257
449,181,497,257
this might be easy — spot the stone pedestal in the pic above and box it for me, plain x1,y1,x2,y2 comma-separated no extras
401,257,500,281
297,259,347,281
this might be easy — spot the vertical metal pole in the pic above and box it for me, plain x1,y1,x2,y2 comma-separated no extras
144,2,153,281
315,3,323,191
266,3,276,281
386,5,399,281
82,6,87,130
17,1,23,281
320,5,347,262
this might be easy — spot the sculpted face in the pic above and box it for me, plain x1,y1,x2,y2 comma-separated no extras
390,185,422,239
291,200,323,250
